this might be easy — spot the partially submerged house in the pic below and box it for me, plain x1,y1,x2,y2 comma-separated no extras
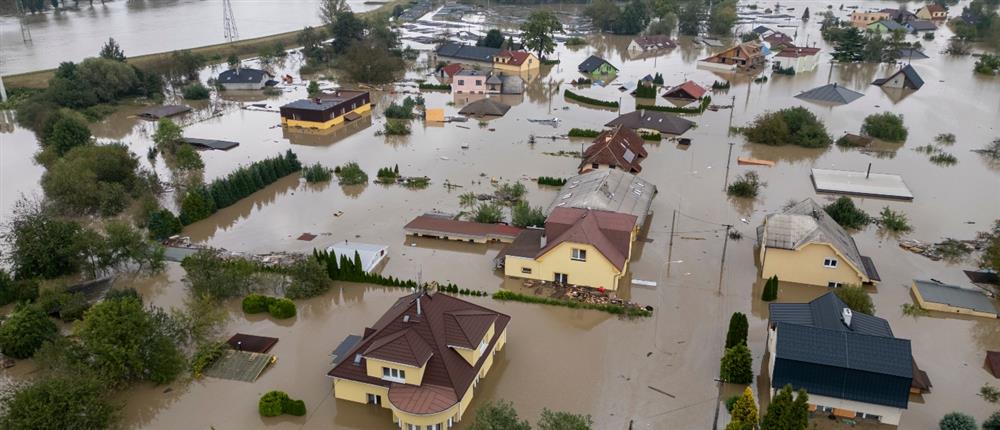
279,90,371,130
872,64,924,90
579,126,648,174
916,4,948,20
499,208,637,290
500,74,524,94
404,213,521,243
772,47,821,73
434,42,500,66
217,68,272,90
795,83,864,105
768,292,915,425
438,63,465,79
627,35,677,53
138,105,192,120
662,80,707,100
327,241,389,273
328,291,510,430
763,32,795,51
493,50,539,72
578,55,618,76
756,198,880,288
906,19,937,33
485,74,503,94
911,279,999,318
546,169,656,231
697,41,765,71
850,10,892,28
457,98,511,117
605,109,696,136
880,8,918,24
452,70,487,94
868,20,906,34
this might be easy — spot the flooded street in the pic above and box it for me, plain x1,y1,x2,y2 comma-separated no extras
2,0,1000,428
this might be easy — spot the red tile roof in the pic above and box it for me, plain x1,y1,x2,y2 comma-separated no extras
775,46,821,58
764,32,794,46
663,80,707,100
440,63,464,77
363,328,434,368
631,35,677,50
328,292,511,415
404,215,522,241
495,50,533,66
924,4,945,13
579,126,647,173
540,208,636,271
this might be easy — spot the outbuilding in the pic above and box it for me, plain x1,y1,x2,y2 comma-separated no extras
217,68,272,90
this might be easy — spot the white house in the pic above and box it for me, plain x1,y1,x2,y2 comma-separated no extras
327,241,389,273
217,68,272,90
772,47,821,73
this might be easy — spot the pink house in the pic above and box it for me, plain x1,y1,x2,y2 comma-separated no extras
452,70,487,94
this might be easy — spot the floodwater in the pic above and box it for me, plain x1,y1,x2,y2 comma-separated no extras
2,0,1000,428
0,0,379,75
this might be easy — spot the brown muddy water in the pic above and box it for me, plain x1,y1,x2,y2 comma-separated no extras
2,0,1000,428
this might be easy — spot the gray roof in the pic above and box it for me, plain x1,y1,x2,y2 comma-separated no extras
545,169,656,228
458,98,510,116
436,43,500,62
897,48,929,59
217,68,270,84
605,110,695,135
871,19,906,31
757,198,875,281
752,25,773,34
913,279,999,315
578,55,617,73
455,69,486,77
872,64,924,89
500,75,524,94
907,19,937,31
795,83,865,105
770,292,893,337
486,75,502,84
182,137,239,150
282,98,343,111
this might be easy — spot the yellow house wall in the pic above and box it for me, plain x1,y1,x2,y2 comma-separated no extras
760,243,865,287
282,103,372,130
364,357,427,386
333,378,391,409
505,242,624,290
493,55,539,72
911,284,999,318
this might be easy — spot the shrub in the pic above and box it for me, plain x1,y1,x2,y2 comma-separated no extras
824,196,871,229
567,128,600,138
0,305,58,359
182,83,211,100
834,285,875,315
712,80,731,89
742,107,832,148
173,144,204,171
939,412,976,430
0,272,39,306
180,150,301,224
861,112,908,142
633,82,657,98
878,206,911,232
727,171,765,198
935,133,956,145
384,96,417,119
719,344,753,384
564,89,619,108
190,341,227,378
283,258,331,300
982,383,1000,403
335,162,368,185
511,202,545,228
537,176,567,186
930,152,958,165
268,298,297,319
282,398,307,416
242,294,274,314
636,96,712,114
302,163,333,183
761,275,778,301
565,36,587,46
147,209,183,240
974,54,1000,75
984,410,1000,430
492,290,652,317
259,391,289,417
383,119,411,135
473,203,504,224
725,312,748,349
640,132,662,141
418,83,450,91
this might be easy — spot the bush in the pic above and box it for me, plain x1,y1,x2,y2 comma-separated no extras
283,398,307,416
242,294,274,314
567,128,601,138
636,96,712,114
492,290,652,317
0,305,58,359
719,344,753,384
41,143,142,216
565,36,587,46
878,206,911,232
182,83,211,100
283,258,331,299
834,285,875,315
259,391,289,417
302,163,333,183
564,89,619,108
473,203,504,224
974,54,1000,75
742,107,832,148
173,144,204,171
537,176,567,186
383,119,411,135
861,112,908,142
984,410,1000,430
727,171,765,198
0,271,39,305
930,152,958,165
725,312,748,349
418,83,450,91
147,209,183,240
761,275,778,301
384,96,417,119
633,82,657,98
0,375,117,430
190,341,227,378
511,202,545,228
641,132,662,141
824,196,871,229
982,383,1000,403
268,298,297,319
335,162,368,185
939,412,976,430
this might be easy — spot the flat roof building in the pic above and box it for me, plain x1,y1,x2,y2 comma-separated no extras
280,90,371,130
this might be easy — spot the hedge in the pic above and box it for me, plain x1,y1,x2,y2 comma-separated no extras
419,83,451,91
492,290,652,317
564,89,619,108
567,128,600,138
259,391,306,417
242,294,296,319
180,150,301,225
637,95,712,114
640,132,661,141
537,176,567,186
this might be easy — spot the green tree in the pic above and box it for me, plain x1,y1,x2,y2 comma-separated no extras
538,408,593,430
861,112,908,142
75,57,141,103
0,376,118,430
479,29,506,48
824,196,871,229
0,270,40,305
618,0,651,34
468,400,532,430
742,107,832,148
511,202,545,228
677,0,704,36
330,11,366,54
41,143,141,216
761,275,779,301
99,37,126,62
319,0,349,26
473,203,504,224
181,82,210,100
727,387,758,430
168,50,206,81
761,384,809,430
0,305,59,359
585,0,623,33
181,250,261,300
709,0,738,35
834,285,875,315
173,144,204,171
1,198,84,279
153,117,184,154
939,412,977,430
179,186,217,225
307,80,321,97
983,410,1000,430
719,344,753,384
831,27,865,62
979,220,1000,272
725,312,748,349
284,258,331,299
43,114,92,156
147,209,183,240
520,10,563,60
340,38,406,84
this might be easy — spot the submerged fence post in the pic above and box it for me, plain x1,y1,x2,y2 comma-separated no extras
866,162,872,179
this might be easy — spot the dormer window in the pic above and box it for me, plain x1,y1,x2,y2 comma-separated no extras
382,367,406,383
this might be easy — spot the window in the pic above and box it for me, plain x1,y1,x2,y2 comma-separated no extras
827,281,842,288
521,267,532,274
448,417,454,428
457,80,465,85
477,339,488,356
475,80,482,85
823,258,838,268
554,273,568,284
429,425,442,430
366,393,381,405
592,163,599,168
571,249,587,261
407,425,421,430
382,367,405,382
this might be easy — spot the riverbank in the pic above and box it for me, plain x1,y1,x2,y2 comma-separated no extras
2,0,407,89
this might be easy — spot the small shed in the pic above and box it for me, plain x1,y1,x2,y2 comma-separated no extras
911,279,999,318
795,83,864,105
872,64,924,90
217,68,272,90
138,105,192,120
425,108,445,122
182,137,240,150
327,241,388,273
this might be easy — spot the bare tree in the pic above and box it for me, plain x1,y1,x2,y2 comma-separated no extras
319,0,350,26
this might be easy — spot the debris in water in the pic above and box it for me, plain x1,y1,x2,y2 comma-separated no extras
648,386,676,398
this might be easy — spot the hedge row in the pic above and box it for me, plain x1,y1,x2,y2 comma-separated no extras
636,95,712,115
259,391,306,417
313,249,418,288
419,83,451,91
537,176,567,186
492,290,652,317
436,283,488,297
567,128,600,138
564,90,619,108
640,132,662,141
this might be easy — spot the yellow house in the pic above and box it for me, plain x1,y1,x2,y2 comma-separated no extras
328,291,510,430
279,90,372,130
493,50,540,73
757,199,880,288
500,207,638,290
850,10,892,28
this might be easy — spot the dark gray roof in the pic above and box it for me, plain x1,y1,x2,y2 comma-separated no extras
436,43,500,62
795,83,864,105
872,19,906,31
897,48,929,59
907,19,937,31
282,98,343,111
913,279,999,314
605,110,695,135
138,105,192,119
182,137,239,150
458,98,510,116
769,292,893,337
872,64,924,89
546,169,657,227
752,25,773,34
578,55,617,73
217,68,270,84
772,322,913,408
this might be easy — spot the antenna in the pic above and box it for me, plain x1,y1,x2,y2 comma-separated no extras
223,0,240,43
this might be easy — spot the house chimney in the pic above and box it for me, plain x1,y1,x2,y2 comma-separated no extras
416,296,422,315
842,308,853,328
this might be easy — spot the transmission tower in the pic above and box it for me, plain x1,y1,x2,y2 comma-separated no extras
223,0,239,43
15,0,32,43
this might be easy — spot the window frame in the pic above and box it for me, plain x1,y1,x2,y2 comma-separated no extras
823,258,838,268
571,248,587,262
521,267,532,274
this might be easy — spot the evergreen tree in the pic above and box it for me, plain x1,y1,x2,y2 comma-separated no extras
725,312,749,348
761,275,779,301
761,384,809,430
720,344,753,384
727,387,758,430
832,27,865,62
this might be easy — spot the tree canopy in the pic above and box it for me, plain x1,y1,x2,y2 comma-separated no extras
834,285,875,315
538,408,593,430
0,305,59,359
468,400,532,430
520,10,563,59
40,143,143,216
0,375,118,430
719,343,753,384
760,384,809,430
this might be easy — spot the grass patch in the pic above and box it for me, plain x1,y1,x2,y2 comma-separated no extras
493,290,652,317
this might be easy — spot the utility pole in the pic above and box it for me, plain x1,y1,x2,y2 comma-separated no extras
666,209,677,277
16,0,31,43
717,224,733,295
223,0,239,43
726,95,736,135
722,142,735,191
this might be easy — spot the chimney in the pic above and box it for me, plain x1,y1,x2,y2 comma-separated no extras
842,308,853,328
416,296,422,315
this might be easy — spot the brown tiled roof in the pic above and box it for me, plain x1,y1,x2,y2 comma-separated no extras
764,32,794,46
631,35,677,50
227,333,279,353
924,4,945,13
579,126,647,173
441,63,464,77
444,310,498,349
495,50,533,66
539,208,636,271
663,80,707,100
775,46,821,58
363,328,434,368
328,292,511,415
404,215,522,241
495,229,545,262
